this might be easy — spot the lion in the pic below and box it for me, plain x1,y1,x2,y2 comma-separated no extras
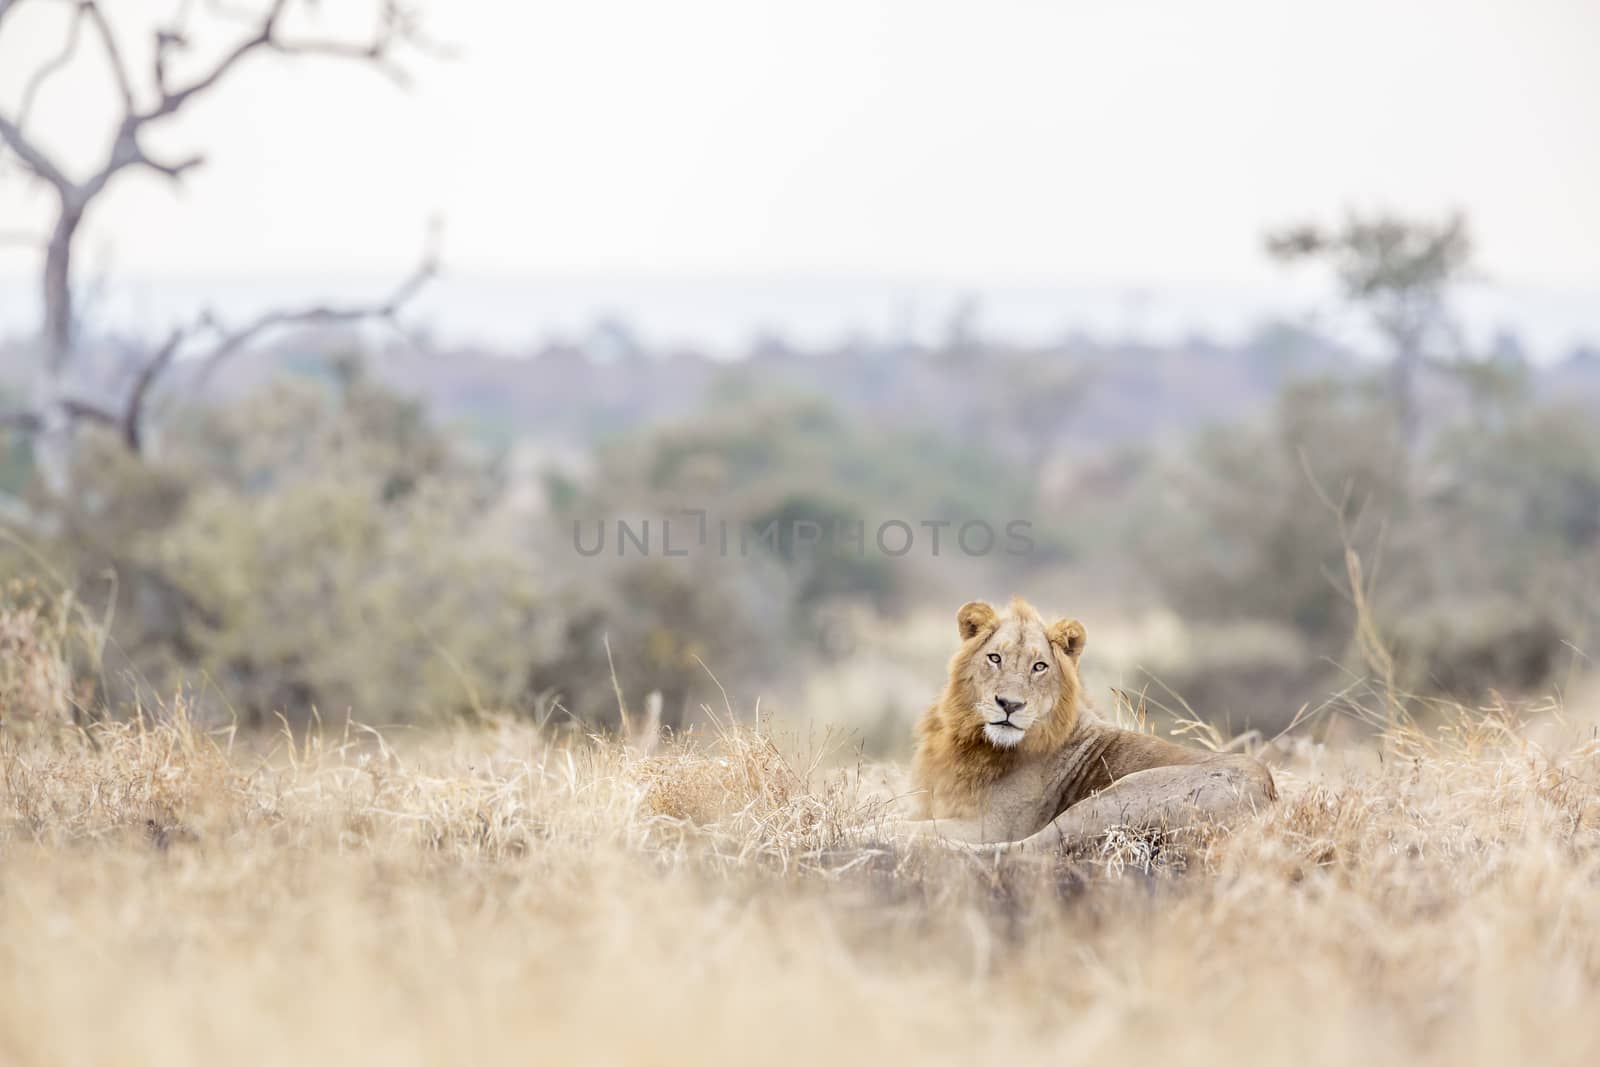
902,596,1276,849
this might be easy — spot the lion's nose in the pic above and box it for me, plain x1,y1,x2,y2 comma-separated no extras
995,696,1026,716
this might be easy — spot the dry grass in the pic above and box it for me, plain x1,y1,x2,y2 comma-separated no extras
0,586,80,732
4,584,1600,1066
0,689,1598,1067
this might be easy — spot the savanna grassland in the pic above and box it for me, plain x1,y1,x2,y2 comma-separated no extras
4,3,1599,1062
4,590,1600,1067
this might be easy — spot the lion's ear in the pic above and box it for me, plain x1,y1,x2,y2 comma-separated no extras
1048,618,1087,661
956,601,999,641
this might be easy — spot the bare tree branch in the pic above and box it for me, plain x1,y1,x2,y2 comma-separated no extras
152,25,191,99
0,0,87,194
141,152,205,180
0,396,121,437
81,2,136,115
0,0,433,366
121,327,186,450
138,0,434,125
193,241,439,389
0,114,72,192
273,2,442,85
58,397,119,428
1,333,171,451
0,409,44,433
1,0,439,463
140,0,290,123
17,1,87,132
3,232,432,451
6,226,440,454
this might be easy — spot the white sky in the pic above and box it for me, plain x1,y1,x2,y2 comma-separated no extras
1,0,1597,334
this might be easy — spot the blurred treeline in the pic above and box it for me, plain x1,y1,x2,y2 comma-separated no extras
4,235,1600,739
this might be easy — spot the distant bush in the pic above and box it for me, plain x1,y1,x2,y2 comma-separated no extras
531,393,1047,727
568,395,1034,621
529,553,794,731
1140,377,1404,643
1397,403,1600,694
1140,377,1599,713
3,358,549,726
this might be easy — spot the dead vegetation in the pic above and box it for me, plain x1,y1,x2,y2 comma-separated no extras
0,579,1597,1065
2,615,1600,1067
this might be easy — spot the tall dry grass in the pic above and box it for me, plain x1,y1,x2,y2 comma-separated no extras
3,602,1600,1065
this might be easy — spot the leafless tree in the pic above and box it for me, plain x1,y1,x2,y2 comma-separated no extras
0,0,437,469
1266,211,1474,452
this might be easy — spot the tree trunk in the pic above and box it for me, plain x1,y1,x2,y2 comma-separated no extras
43,195,80,372
30,197,84,496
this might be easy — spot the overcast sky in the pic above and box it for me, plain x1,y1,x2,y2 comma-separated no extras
1,0,1597,326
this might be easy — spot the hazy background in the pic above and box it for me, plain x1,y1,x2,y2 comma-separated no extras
5,0,1600,283
3,0,1599,748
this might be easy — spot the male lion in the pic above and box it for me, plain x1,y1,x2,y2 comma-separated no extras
903,596,1275,848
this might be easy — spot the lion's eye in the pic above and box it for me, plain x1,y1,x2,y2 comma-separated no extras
987,653,1002,665
1032,661,1048,672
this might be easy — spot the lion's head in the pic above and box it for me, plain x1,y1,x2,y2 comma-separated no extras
945,596,1086,751
910,596,1093,820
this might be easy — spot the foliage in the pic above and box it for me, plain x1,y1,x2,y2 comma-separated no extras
1141,376,1404,642
611,394,1034,527
3,359,547,726
1267,210,1475,447
529,554,793,732
1141,375,1600,709
1267,211,1473,306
